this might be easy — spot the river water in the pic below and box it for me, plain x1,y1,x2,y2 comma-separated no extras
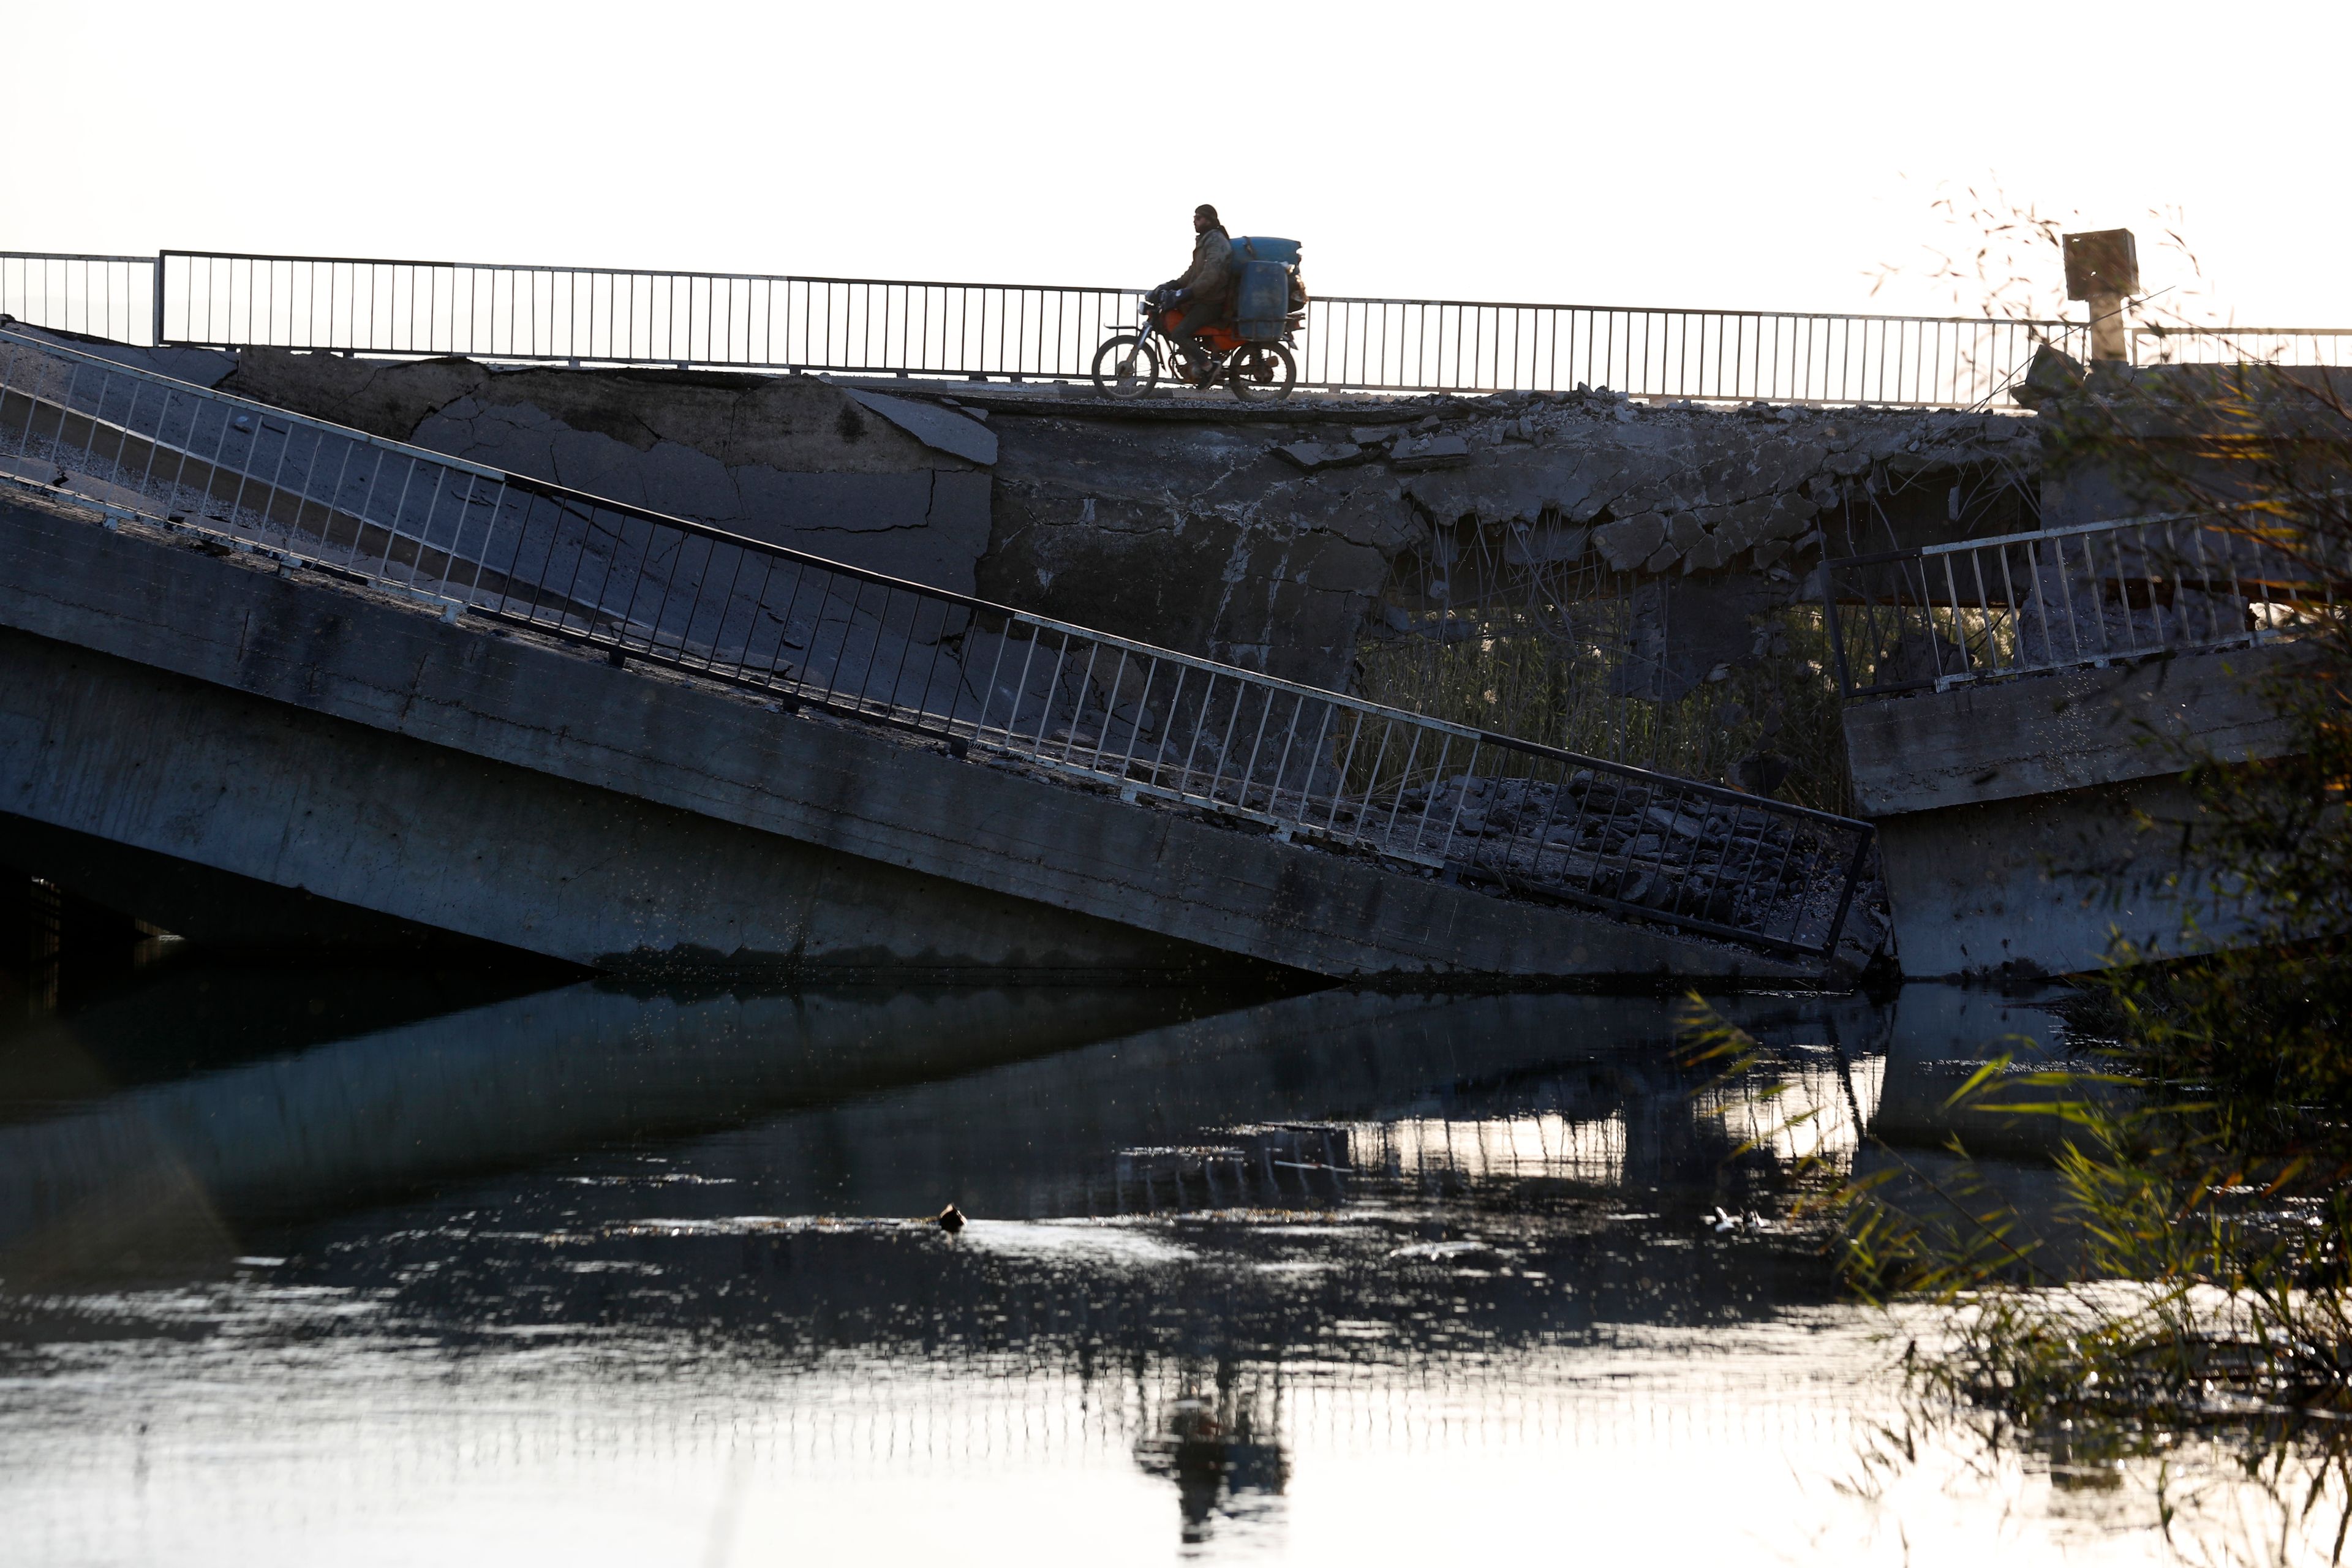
0,952,2293,1564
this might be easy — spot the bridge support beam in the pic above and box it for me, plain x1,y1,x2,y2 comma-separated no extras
1843,644,2305,978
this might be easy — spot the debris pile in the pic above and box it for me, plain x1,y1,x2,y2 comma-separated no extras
1390,770,1869,951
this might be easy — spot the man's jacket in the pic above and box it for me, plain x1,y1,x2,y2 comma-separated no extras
1170,227,1234,316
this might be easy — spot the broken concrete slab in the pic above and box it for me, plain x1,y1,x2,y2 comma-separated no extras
1594,513,1668,570
214,351,1000,597
0,494,1826,985
1273,440,1368,471
846,387,999,466
1389,432,1473,470
2,322,236,389
1844,641,2311,818
224,349,961,475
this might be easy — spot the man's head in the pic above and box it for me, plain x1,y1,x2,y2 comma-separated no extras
1193,204,1220,234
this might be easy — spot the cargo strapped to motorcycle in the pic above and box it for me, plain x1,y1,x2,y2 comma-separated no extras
1229,236,1305,344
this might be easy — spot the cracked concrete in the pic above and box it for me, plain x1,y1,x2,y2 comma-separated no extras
2,321,237,389
979,387,2040,691
222,350,996,592
204,352,2040,699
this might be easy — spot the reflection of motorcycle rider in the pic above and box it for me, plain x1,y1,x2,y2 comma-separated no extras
1152,203,1233,374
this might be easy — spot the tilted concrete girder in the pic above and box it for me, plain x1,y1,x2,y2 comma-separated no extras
1843,641,2309,978
0,493,1819,985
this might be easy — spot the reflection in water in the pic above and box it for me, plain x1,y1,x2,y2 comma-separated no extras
1133,1378,1289,1548
1366,1109,1629,1185
0,958,2262,1564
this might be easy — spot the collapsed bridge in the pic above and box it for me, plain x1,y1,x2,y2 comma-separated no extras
0,328,1880,983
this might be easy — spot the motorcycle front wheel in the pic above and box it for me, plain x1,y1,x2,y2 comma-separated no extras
1227,342,1297,403
1090,334,1161,399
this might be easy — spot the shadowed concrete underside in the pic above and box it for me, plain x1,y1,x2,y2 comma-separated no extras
0,493,1819,985
1,812,529,957
0,628,1235,982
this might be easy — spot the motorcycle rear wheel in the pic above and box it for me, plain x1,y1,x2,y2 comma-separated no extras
1090,334,1161,399
1227,342,1297,403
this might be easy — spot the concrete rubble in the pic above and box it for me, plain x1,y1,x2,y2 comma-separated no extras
1400,769,1890,969
974,385,2041,698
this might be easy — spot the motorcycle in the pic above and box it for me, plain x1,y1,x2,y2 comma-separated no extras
1090,287,1298,403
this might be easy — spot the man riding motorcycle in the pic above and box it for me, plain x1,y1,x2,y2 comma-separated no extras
1151,204,1234,379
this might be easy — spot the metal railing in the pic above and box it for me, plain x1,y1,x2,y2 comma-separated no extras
1823,509,2337,698
0,325,1874,962
157,249,1134,382
149,249,2082,405
8,247,2351,407
1294,299,2080,406
0,254,157,347
2135,326,2352,369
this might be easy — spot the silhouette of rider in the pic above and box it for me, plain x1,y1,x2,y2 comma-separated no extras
1155,204,1233,377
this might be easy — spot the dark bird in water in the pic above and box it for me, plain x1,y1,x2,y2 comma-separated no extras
936,1204,967,1232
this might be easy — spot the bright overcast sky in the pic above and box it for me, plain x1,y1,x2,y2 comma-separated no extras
5,0,2342,328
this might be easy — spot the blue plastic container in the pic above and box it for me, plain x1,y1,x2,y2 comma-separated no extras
1228,235,1302,268
1232,262,1293,342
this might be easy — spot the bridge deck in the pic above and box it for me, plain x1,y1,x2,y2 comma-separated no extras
0,325,1881,982
0,488,1836,983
